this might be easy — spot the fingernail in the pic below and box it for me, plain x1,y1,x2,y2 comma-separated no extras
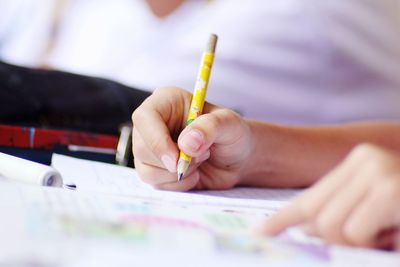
181,130,204,152
161,155,176,173
251,220,278,236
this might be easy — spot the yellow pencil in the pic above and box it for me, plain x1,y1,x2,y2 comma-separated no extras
177,33,218,181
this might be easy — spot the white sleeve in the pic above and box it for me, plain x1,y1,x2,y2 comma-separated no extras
203,0,400,123
0,0,21,38
309,0,400,84
0,0,56,66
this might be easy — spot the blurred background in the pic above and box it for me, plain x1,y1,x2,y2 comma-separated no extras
1,0,400,125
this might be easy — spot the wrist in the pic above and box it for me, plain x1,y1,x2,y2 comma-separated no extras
238,122,321,188
238,120,276,186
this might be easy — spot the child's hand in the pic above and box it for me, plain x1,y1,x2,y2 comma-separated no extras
258,144,400,250
132,87,253,191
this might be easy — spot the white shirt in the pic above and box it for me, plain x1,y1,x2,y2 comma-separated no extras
2,0,400,124
0,0,57,66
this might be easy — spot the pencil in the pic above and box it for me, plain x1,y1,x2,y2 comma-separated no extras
177,33,218,181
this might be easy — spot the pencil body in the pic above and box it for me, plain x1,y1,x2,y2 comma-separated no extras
177,34,218,181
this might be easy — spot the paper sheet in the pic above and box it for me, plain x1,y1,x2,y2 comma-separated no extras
51,154,300,215
0,182,398,267
0,182,323,267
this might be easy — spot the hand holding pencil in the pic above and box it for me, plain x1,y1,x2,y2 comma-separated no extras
132,34,253,192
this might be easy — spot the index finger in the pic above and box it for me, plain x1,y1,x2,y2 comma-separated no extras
132,88,188,172
256,151,362,236
255,201,306,236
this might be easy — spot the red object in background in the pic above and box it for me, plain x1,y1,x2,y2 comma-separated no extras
0,124,118,150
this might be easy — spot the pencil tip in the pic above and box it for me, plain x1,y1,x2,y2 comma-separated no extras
178,172,184,182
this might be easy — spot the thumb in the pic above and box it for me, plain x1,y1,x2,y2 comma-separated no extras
178,109,245,157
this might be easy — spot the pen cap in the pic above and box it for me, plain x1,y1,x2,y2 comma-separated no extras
0,152,63,187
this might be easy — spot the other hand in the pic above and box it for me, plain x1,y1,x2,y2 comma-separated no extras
257,144,400,250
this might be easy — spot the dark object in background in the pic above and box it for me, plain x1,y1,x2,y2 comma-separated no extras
0,61,151,135
0,61,151,166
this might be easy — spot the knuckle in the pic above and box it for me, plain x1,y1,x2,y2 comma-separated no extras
195,113,220,136
152,183,175,191
152,184,165,190
140,175,158,186
132,107,145,125
343,223,366,246
217,108,240,123
152,181,184,191
218,109,244,133
349,143,378,160
134,163,152,184
153,87,164,93
147,134,169,156
136,166,163,186
132,137,147,159
153,86,169,95
207,114,221,132
377,179,400,199
208,109,241,133
315,216,337,239
345,144,394,174
365,155,398,180
298,202,318,220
